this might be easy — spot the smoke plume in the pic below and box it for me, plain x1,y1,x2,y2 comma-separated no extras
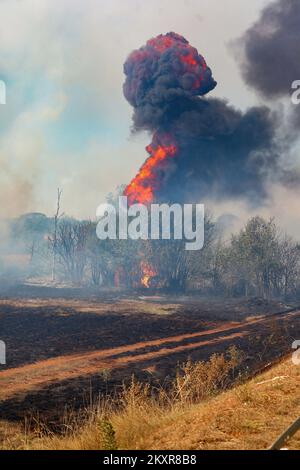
238,0,300,130
123,32,283,206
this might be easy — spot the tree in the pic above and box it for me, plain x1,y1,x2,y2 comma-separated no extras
146,214,216,292
51,188,63,282
228,217,280,298
277,236,300,298
52,219,91,285
86,225,118,287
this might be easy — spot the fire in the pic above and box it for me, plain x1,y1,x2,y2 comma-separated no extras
147,33,182,52
124,136,177,205
123,33,214,206
122,33,216,289
124,32,212,111
180,53,197,67
143,33,209,92
141,261,156,288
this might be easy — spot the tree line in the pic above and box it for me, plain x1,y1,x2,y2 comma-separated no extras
8,208,300,300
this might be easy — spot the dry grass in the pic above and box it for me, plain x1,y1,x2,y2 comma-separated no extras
1,350,300,450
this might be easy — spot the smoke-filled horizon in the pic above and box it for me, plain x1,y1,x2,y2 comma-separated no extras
0,0,300,238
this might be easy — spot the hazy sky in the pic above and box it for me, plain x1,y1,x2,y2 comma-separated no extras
1,0,296,228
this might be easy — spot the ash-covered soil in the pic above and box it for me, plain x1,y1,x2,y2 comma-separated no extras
0,284,298,423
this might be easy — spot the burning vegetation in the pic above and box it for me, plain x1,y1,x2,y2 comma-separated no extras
124,134,178,205
140,261,157,288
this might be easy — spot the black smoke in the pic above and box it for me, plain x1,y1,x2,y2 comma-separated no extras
123,32,290,205
238,0,300,131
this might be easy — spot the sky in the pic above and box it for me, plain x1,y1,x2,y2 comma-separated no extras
1,0,299,237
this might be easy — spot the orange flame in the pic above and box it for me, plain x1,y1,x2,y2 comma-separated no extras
141,261,156,288
147,34,180,52
124,138,177,205
146,34,208,91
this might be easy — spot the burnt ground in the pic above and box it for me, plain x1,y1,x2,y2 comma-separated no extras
0,284,299,425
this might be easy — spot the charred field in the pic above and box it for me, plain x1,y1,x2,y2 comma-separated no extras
0,285,300,427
